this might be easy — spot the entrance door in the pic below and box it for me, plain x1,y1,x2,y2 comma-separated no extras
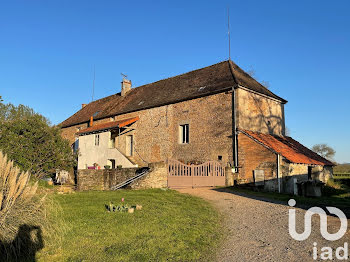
107,159,116,169
126,135,133,156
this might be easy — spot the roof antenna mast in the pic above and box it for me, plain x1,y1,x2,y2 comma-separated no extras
121,73,128,79
228,6,231,60
92,65,96,102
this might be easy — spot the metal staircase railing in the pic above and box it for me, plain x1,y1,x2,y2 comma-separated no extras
110,168,150,190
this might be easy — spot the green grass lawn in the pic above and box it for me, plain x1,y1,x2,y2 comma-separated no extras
37,189,222,262
334,164,350,173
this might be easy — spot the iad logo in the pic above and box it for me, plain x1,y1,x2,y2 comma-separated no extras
288,199,347,241
288,199,349,260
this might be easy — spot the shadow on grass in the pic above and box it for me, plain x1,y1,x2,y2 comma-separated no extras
0,224,44,262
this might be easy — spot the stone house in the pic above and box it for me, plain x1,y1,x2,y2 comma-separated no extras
59,60,333,193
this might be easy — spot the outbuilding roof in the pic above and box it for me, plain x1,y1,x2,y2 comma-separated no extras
240,130,334,166
60,60,287,128
76,117,139,135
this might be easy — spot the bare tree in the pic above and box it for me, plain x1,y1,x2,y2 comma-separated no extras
246,69,256,77
285,126,291,136
312,144,335,160
260,80,270,89
246,68,270,89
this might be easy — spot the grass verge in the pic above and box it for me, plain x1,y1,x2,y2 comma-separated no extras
37,189,222,262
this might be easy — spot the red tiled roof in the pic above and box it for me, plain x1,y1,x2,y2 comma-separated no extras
60,60,287,128
241,130,334,166
76,116,139,135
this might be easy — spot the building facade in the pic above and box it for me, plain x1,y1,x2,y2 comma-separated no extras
60,60,333,193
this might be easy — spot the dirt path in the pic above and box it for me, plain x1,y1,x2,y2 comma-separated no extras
177,187,350,262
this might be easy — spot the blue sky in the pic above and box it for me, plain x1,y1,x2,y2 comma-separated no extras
0,0,349,163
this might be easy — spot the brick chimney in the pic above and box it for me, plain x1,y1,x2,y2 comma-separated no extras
90,116,93,127
121,78,132,97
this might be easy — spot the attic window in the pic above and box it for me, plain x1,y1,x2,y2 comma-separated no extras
93,111,100,117
198,86,206,91
138,101,144,105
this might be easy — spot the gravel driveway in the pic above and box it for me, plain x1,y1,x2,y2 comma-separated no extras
177,187,350,262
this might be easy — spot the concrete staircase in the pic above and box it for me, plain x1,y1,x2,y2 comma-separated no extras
110,167,150,190
125,156,147,168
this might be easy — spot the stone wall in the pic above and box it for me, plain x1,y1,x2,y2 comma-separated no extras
62,88,286,174
225,166,235,186
280,161,333,194
170,92,233,166
111,105,171,166
77,162,167,191
61,122,88,145
130,162,168,189
236,88,285,136
73,92,234,168
77,168,138,191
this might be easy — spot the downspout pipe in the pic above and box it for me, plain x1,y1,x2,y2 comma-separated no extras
229,60,239,172
277,154,281,193
232,85,238,172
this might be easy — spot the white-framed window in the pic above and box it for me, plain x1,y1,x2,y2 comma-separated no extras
179,124,189,144
95,134,100,146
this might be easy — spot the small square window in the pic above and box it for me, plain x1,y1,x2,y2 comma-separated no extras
179,124,189,144
95,134,100,146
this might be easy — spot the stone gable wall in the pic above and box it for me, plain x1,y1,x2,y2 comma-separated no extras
236,88,285,136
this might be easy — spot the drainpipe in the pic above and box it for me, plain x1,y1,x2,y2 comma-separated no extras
117,126,120,148
232,85,238,172
229,61,239,172
277,154,281,193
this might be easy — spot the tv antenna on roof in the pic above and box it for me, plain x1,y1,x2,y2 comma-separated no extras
121,73,128,79
228,6,231,60
92,65,96,102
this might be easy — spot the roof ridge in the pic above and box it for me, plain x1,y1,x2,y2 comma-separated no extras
228,60,239,86
130,60,230,90
83,92,121,108
229,60,287,103
81,60,231,107
60,60,287,128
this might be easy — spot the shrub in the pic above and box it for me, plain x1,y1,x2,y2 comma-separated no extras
0,151,46,260
322,178,348,196
0,114,76,178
